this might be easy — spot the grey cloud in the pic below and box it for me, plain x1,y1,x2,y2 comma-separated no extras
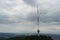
0,13,15,24
0,0,26,24
23,0,60,25
0,0,16,10
23,0,36,6
0,0,60,33
0,14,25,24
0,0,60,25
26,12,37,22
26,10,60,25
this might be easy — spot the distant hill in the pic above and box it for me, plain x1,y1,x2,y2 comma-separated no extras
0,33,60,40
7,35,53,40
0,33,16,38
48,34,60,40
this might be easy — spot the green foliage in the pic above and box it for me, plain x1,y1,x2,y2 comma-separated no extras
7,35,53,40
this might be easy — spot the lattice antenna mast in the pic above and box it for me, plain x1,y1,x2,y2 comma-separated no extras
37,3,40,37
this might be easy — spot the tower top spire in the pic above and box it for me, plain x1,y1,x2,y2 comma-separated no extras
37,3,40,37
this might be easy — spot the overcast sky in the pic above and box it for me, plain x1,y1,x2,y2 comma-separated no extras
0,0,60,34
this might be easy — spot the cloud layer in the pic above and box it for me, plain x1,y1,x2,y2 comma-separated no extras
24,0,60,25
0,0,60,34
